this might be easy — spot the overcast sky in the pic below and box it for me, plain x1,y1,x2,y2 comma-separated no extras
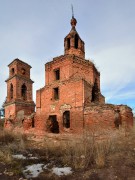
0,0,135,112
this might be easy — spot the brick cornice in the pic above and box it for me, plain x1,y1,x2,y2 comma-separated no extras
45,54,100,75
8,58,31,68
4,100,35,107
5,74,34,83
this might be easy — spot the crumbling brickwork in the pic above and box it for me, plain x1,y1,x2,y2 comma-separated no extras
84,104,133,131
4,59,35,128
4,16,133,133
34,16,133,134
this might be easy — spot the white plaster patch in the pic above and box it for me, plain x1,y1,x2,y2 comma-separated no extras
50,104,56,112
60,104,71,113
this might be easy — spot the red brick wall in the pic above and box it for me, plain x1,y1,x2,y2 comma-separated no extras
45,55,100,89
5,104,16,119
84,104,133,130
36,78,84,132
4,59,35,121
45,55,72,85
6,78,33,102
5,103,35,119
8,59,31,79
119,105,133,127
36,54,105,133
64,32,85,59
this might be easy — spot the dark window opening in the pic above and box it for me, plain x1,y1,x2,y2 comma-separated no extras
54,87,59,100
32,117,35,128
67,38,70,49
63,111,70,128
75,34,78,49
46,115,59,133
10,84,13,99
22,119,24,124
21,84,27,100
55,69,60,80
91,80,99,102
11,68,15,75
114,110,122,129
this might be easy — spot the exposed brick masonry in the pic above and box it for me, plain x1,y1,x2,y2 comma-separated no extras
4,16,133,134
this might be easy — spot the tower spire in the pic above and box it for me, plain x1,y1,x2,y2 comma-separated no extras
71,4,74,18
70,5,77,28
64,8,85,58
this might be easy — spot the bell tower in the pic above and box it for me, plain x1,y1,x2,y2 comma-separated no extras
4,58,35,119
64,14,85,58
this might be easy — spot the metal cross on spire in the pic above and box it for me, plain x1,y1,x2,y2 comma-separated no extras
71,4,74,18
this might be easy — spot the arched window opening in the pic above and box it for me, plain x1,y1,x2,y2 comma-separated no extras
11,68,15,75
21,84,27,100
10,84,13,99
67,38,70,49
63,111,70,128
91,80,99,102
75,34,78,49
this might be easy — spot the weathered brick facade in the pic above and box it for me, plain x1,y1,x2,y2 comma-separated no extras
4,59,35,126
35,16,133,133
4,16,133,133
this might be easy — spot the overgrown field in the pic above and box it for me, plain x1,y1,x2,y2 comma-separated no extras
0,119,135,179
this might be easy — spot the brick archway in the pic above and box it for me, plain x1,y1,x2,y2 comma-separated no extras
63,111,70,128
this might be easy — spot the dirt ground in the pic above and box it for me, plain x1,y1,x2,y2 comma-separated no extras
0,120,135,180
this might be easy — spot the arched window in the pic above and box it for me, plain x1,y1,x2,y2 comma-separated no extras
63,111,70,128
11,68,15,75
21,84,27,100
67,38,70,49
10,84,13,99
75,34,78,49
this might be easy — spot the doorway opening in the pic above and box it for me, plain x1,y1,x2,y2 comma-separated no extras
47,115,59,133
63,111,70,128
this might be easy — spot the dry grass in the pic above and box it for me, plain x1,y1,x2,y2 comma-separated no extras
0,119,4,130
0,130,28,164
0,148,13,163
40,127,135,170
0,125,135,179
0,130,15,144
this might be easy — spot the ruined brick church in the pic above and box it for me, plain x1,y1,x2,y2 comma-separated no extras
4,15,133,133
